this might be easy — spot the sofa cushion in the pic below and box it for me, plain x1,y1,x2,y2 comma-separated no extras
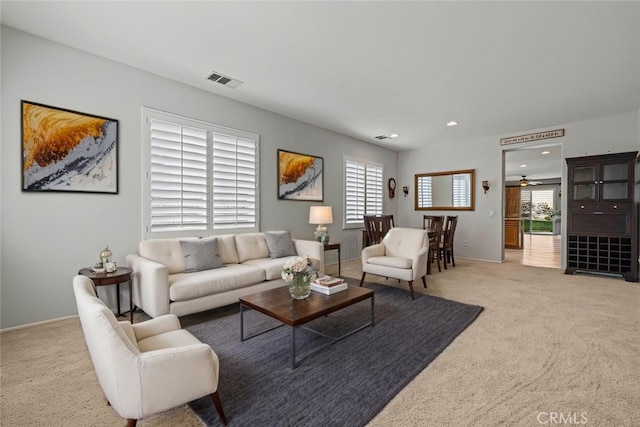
367,256,412,269
215,234,240,264
242,256,298,280
264,231,297,259
168,264,266,302
383,227,428,259
137,329,203,353
139,238,185,275
180,237,224,273
235,233,270,263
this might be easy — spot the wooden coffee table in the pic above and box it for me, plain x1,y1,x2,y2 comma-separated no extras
239,285,375,369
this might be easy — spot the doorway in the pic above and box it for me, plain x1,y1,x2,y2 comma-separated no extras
503,143,563,269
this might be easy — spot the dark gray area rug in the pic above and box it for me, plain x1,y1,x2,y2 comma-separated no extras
181,279,484,426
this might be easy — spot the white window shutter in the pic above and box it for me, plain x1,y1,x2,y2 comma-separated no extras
345,158,384,226
212,133,257,230
149,119,208,233
144,108,259,238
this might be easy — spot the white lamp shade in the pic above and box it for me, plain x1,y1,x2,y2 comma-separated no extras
309,206,333,225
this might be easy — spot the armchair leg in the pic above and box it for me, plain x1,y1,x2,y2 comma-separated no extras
407,280,415,300
422,275,427,289
126,419,137,427
359,272,366,286
211,391,228,426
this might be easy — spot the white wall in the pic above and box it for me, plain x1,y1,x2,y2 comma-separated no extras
398,111,639,264
0,27,398,328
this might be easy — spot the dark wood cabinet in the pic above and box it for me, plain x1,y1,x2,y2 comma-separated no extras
565,151,638,282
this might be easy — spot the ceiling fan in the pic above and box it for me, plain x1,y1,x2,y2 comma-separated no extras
520,175,543,187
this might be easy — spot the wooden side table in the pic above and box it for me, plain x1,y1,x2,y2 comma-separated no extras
78,267,134,323
323,242,341,276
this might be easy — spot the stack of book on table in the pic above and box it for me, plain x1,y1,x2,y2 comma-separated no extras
311,275,348,295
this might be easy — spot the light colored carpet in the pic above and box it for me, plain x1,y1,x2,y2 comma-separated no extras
2,258,638,426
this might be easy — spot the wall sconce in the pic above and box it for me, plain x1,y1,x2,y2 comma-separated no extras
402,186,409,197
482,180,490,194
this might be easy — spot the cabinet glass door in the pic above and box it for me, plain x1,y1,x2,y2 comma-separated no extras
572,166,596,200
602,183,628,199
573,166,595,181
602,163,627,181
601,162,629,200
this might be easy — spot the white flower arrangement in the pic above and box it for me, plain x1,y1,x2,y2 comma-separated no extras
281,255,317,283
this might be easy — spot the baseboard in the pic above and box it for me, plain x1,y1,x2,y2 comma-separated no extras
0,314,79,333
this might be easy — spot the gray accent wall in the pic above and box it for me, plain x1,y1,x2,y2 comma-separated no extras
0,27,397,328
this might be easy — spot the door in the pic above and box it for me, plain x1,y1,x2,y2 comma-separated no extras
505,186,522,248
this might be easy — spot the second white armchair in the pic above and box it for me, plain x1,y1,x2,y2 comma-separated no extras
360,227,429,300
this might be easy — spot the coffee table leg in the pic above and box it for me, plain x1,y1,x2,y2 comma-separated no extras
240,303,245,341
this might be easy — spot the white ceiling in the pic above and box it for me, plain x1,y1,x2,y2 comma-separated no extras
2,1,640,182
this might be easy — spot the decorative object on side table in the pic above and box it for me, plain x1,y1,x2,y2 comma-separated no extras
281,255,317,300
309,205,333,244
99,245,118,273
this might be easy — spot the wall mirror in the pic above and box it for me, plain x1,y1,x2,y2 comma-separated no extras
414,169,475,211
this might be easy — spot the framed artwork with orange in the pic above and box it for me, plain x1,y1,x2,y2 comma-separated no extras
21,100,118,193
277,149,323,201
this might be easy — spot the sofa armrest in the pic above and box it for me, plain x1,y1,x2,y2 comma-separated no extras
362,243,385,264
292,239,325,276
131,314,181,341
126,254,171,318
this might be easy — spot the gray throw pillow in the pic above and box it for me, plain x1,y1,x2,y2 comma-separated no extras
180,237,224,273
265,231,297,259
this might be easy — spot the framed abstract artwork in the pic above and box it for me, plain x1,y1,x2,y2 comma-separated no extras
21,100,119,193
277,149,323,201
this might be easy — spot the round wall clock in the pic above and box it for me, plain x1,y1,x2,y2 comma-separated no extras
388,177,396,198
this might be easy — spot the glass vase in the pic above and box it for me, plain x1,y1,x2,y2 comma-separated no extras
289,274,311,300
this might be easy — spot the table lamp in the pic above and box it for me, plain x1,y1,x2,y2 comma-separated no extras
309,206,333,244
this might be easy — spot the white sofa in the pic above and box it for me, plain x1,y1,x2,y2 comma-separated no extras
126,231,324,318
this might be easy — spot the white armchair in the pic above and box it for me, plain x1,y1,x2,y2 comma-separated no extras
72,275,227,426
360,227,429,300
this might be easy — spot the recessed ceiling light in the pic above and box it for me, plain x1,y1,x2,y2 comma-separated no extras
389,133,399,138
446,120,459,127
541,150,551,155
520,164,527,168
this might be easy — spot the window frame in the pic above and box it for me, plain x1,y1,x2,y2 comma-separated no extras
142,107,260,239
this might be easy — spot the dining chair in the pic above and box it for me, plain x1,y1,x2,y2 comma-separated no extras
423,215,444,273
440,215,459,268
364,214,395,246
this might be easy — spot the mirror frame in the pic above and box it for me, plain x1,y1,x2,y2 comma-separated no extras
414,168,475,211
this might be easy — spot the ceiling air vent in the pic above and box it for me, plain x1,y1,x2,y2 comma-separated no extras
207,71,243,89
375,135,389,140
